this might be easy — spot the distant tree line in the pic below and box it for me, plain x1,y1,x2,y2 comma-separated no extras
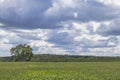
0,54,120,62
0,44,120,62
31,54,120,62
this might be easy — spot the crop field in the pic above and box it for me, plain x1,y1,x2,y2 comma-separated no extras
0,62,120,80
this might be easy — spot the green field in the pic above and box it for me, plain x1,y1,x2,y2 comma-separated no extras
0,62,120,80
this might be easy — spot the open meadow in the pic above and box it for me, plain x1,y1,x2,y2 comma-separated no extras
0,62,120,80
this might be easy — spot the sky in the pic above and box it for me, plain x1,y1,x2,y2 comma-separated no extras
0,0,120,56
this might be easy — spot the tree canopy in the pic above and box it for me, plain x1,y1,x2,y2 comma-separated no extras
10,44,33,61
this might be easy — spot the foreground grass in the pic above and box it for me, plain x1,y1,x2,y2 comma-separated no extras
0,62,120,80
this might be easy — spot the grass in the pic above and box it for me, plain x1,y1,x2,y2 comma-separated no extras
0,62,120,80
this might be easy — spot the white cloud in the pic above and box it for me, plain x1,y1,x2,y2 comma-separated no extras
98,0,120,6
74,12,78,19
0,23,4,26
0,44,13,56
47,21,119,56
29,40,54,48
89,46,120,56
37,47,69,55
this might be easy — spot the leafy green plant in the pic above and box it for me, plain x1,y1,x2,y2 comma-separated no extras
10,44,33,61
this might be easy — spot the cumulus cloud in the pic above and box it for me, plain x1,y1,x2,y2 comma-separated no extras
47,21,119,56
0,28,71,56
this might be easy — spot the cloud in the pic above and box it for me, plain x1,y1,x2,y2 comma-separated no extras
0,0,120,56
0,0,52,29
97,19,120,36
0,28,70,56
45,0,120,22
47,22,119,55
0,44,13,56
0,0,120,29
0,23,120,56
97,0,120,6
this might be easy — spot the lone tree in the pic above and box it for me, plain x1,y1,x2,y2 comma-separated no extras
10,44,33,61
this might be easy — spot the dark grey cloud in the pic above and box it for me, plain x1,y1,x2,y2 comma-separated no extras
0,0,53,29
76,1,120,22
48,31,72,45
0,0,120,29
45,0,120,24
97,19,120,36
